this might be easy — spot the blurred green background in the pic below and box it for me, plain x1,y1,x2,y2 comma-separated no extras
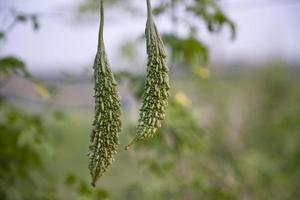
1,0,300,199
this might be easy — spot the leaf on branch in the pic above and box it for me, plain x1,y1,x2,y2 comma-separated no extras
0,32,5,41
31,15,40,31
153,2,171,16
162,34,209,67
16,14,28,23
0,56,31,77
187,1,236,40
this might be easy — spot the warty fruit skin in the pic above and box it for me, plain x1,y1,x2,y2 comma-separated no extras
126,0,170,149
88,0,121,187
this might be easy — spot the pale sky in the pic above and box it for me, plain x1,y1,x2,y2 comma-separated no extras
0,0,300,74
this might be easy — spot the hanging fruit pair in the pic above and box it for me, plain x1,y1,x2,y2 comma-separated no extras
125,0,170,149
88,0,169,186
88,0,122,187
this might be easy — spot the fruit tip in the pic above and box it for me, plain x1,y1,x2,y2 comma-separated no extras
125,138,138,150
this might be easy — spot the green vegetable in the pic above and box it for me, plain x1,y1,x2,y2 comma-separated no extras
126,0,170,149
88,0,122,187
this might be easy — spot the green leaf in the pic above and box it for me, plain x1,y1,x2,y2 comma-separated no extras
187,1,236,40
31,15,40,31
0,32,5,41
0,56,25,68
0,56,31,77
65,174,77,186
78,181,92,196
153,2,170,16
52,110,65,120
17,127,35,147
16,15,28,23
94,189,110,199
163,34,209,66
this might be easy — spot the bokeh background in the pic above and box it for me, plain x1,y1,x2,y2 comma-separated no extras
0,0,300,199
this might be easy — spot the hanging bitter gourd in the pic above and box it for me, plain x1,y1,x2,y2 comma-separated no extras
126,0,170,149
88,0,121,187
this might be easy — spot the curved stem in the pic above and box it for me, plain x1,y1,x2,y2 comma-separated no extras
98,0,104,48
146,0,152,20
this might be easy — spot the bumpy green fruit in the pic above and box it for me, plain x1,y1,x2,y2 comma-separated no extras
126,0,170,149
88,0,121,186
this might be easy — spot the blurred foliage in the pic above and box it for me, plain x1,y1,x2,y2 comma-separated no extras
120,65,300,200
0,11,39,44
78,0,124,13
186,0,235,39
163,34,209,66
113,64,300,199
78,0,235,68
0,56,50,99
2,1,300,200
0,56,30,78
0,11,57,200
2,41,300,200
14,13,40,31
238,67,300,199
0,99,58,200
0,11,50,98
0,10,111,200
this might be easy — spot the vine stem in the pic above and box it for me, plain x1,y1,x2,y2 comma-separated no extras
98,0,105,49
146,0,152,20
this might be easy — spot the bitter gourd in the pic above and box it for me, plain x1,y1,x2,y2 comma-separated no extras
126,0,170,149
88,0,122,186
